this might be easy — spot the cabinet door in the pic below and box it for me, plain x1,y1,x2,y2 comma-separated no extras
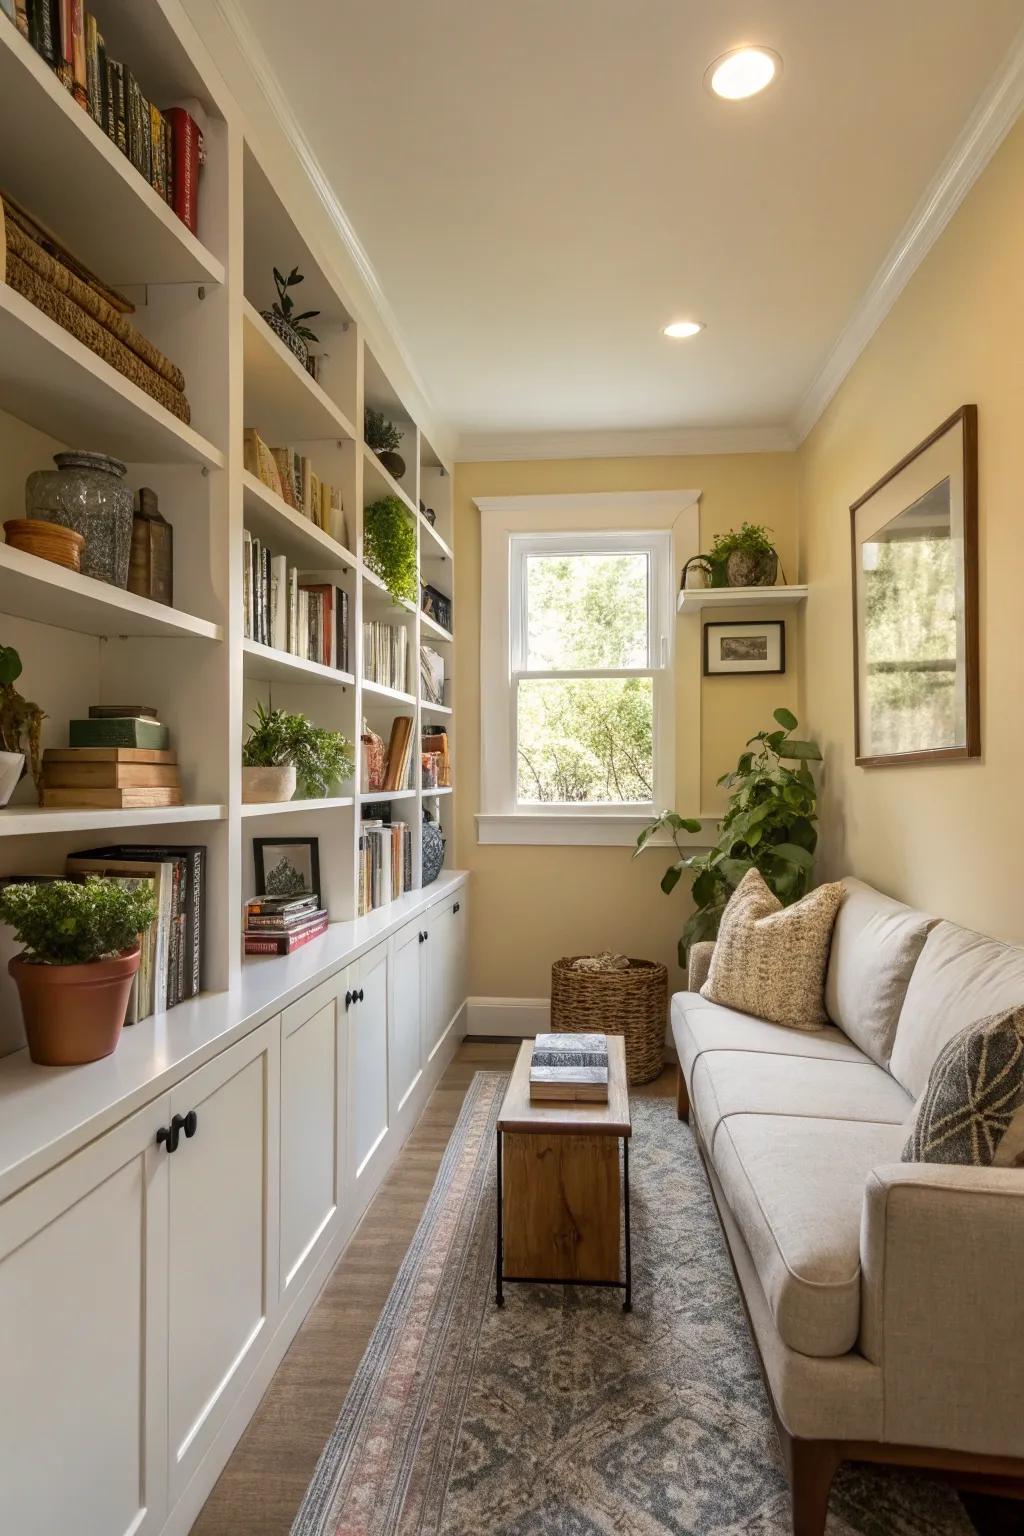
280,982,341,1299
167,1021,279,1503
424,897,459,1062
449,890,468,1027
349,939,389,1181
390,915,425,1117
0,1096,170,1536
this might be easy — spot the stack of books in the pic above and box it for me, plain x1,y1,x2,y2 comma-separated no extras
382,716,415,792
419,645,445,705
242,532,350,671
358,819,412,915
66,843,206,1021
363,620,409,693
243,431,346,541
42,706,181,808
529,1032,610,1103
244,894,328,956
422,726,451,788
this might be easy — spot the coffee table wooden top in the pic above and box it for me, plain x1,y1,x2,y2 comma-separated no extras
498,1037,631,1138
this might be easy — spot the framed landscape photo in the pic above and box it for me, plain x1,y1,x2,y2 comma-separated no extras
704,620,785,676
253,836,321,900
850,404,979,767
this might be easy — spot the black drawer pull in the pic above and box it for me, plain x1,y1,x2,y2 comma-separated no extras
156,1122,179,1154
357,987,365,1001
453,902,460,913
345,988,354,1008
418,931,425,943
183,1109,198,1139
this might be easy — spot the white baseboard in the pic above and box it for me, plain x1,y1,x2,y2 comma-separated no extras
465,996,550,1037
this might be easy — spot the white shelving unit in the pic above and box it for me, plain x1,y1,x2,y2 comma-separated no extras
677,583,809,612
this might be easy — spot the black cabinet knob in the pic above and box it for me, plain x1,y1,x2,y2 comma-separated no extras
418,931,425,943
183,1109,198,1139
358,988,365,1001
453,902,460,913
156,1122,179,1154
345,989,354,1008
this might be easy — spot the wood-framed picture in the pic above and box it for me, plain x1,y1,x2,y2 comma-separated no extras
703,620,785,676
253,836,321,900
850,404,979,768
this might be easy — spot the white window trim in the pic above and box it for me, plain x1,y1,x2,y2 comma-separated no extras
474,489,701,846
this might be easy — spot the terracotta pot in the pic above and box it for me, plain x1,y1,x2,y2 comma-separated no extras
4,518,84,572
10,947,140,1066
0,750,25,806
242,764,297,803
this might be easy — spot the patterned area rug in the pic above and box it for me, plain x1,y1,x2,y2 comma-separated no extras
292,1072,973,1536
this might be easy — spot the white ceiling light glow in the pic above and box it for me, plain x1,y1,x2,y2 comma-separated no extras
706,46,781,100
663,320,704,339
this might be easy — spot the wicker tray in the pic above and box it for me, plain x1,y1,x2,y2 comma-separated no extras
550,957,667,1086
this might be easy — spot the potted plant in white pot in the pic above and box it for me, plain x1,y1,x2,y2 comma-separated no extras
242,703,354,803
0,877,157,1065
0,643,45,806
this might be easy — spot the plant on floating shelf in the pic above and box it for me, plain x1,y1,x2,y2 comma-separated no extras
0,643,45,804
242,702,353,799
705,521,779,588
633,708,822,962
364,495,418,605
261,266,320,367
364,409,403,455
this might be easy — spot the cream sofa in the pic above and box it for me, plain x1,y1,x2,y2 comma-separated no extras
672,877,1024,1536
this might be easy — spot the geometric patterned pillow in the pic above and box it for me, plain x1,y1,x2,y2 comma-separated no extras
902,1006,1024,1166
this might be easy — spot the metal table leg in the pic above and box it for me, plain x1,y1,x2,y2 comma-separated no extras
495,1126,504,1306
623,1136,632,1312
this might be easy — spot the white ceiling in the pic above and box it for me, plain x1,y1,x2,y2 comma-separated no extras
233,0,1023,450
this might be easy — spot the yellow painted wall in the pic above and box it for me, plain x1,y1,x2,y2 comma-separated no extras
798,116,1024,942
453,454,800,997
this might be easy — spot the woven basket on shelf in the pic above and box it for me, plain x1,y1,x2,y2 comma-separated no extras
550,957,667,1086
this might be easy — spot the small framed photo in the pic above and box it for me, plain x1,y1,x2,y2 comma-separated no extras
704,620,785,676
253,837,321,900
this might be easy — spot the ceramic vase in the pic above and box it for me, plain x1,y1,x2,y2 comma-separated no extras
0,750,25,806
26,451,134,587
242,765,297,804
260,309,309,368
726,549,778,587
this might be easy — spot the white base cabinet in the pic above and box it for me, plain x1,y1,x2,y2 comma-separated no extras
0,880,467,1536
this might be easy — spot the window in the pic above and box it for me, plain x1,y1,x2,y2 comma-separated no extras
476,490,698,845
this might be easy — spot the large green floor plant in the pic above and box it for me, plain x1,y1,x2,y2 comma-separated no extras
634,708,822,964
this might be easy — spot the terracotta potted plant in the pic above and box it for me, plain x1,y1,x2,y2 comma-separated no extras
0,877,157,1065
242,702,353,803
0,643,45,806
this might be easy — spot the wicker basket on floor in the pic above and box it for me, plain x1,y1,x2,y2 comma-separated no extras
550,957,667,1086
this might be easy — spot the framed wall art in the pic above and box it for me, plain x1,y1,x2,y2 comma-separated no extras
704,620,785,676
850,404,979,767
253,836,321,899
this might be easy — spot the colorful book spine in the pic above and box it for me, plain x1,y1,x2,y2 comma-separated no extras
149,102,166,199
84,11,100,121
70,0,86,106
164,106,202,235
244,917,328,956
68,717,170,750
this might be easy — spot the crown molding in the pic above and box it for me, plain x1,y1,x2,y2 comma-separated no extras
793,22,1024,444
456,424,796,463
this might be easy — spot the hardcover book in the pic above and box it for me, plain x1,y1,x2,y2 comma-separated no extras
529,1031,609,1103
69,717,170,750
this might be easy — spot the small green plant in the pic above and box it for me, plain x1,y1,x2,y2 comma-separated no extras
363,496,418,605
0,643,45,796
364,408,403,455
0,877,157,965
270,266,320,344
242,702,353,797
634,708,822,963
705,522,777,585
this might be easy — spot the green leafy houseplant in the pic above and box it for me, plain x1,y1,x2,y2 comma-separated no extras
363,496,418,605
0,643,45,799
0,877,157,965
242,703,353,797
364,409,403,456
634,708,822,963
261,266,320,364
706,522,779,587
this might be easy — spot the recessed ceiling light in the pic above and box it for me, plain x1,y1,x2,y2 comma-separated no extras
663,320,704,339
706,46,781,100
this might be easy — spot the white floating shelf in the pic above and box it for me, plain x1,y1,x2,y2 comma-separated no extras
0,541,223,640
0,803,226,837
0,25,224,288
361,565,416,613
359,789,416,803
362,443,418,518
419,611,454,643
242,301,357,442
242,472,357,572
419,515,453,562
242,638,354,687
677,584,809,613
241,796,354,818
420,699,452,716
0,285,224,468
423,786,453,796
361,679,416,705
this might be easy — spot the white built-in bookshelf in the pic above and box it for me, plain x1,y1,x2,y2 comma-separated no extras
0,0,456,1031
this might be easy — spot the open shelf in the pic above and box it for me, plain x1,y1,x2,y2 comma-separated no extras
241,796,353,818
419,514,453,562
0,541,222,640
361,565,416,614
422,785,453,796
420,610,454,643
0,284,224,468
242,638,354,687
242,471,356,572
420,700,452,717
677,584,809,613
362,443,418,518
359,788,417,804
361,679,416,705
0,803,226,837
242,301,356,442
0,24,224,288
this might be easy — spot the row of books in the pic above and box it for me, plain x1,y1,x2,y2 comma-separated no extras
244,892,327,956
363,620,410,694
5,2,203,235
244,430,348,545
66,843,206,1022
419,645,445,706
243,531,350,671
358,819,413,915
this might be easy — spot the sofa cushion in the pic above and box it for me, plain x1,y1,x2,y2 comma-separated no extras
691,1050,912,1147
672,993,866,1089
890,921,1024,1097
712,1113,907,1357
903,1006,1024,1167
824,878,934,1068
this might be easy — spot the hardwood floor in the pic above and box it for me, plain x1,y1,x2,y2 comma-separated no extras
191,1041,1004,1536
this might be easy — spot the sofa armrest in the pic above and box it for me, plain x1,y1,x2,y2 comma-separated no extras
860,1162,1024,1456
687,941,715,994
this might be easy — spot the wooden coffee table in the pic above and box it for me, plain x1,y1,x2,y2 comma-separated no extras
495,1035,632,1310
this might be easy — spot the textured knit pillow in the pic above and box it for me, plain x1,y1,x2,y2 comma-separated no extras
902,1006,1024,1167
700,868,844,1030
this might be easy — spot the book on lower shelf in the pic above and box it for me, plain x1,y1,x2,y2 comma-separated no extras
362,620,409,693
358,814,413,915
43,721,181,808
243,893,328,955
529,1032,609,1103
242,530,350,670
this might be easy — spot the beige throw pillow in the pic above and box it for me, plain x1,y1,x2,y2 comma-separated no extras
701,868,845,1030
